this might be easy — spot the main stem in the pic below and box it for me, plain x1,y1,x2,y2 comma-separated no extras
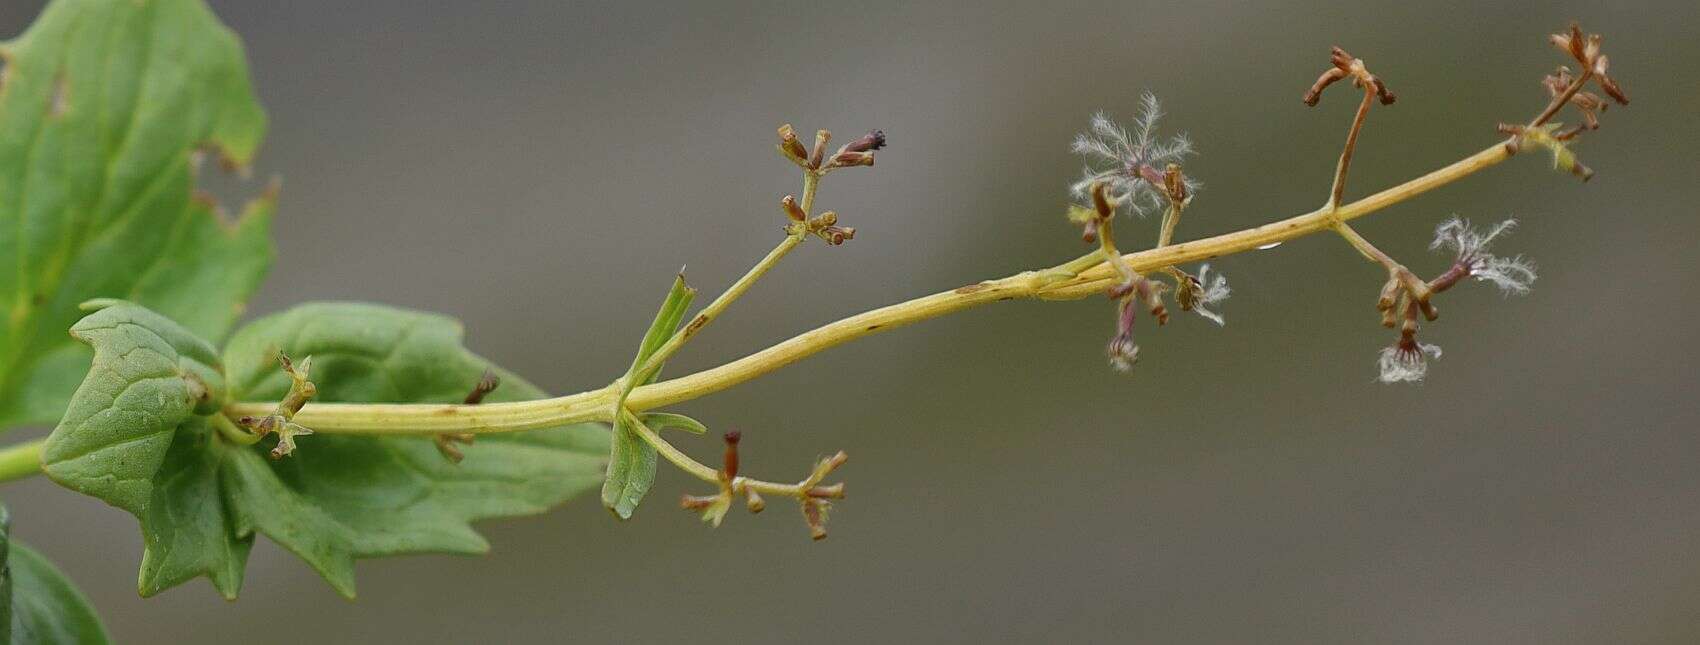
223,142,1512,435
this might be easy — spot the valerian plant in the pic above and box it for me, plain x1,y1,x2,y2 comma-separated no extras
0,0,1631,635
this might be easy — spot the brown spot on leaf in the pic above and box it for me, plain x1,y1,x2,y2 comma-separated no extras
48,71,68,118
954,283,990,294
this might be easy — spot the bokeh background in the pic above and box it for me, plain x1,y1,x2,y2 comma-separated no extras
3,1,1698,642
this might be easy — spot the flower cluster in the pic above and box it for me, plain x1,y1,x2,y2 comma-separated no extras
1428,218,1538,296
237,353,318,458
1500,22,1629,182
1373,217,1537,383
777,126,884,244
1303,46,1397,107
680,431,848,540
1070,94,1200,218
1067,102,1228,372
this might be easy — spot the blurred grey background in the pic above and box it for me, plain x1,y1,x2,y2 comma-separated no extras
3,0,1699,643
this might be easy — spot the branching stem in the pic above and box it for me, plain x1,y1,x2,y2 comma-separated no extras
1322,84,1433,313
618,408,837,498
213,141,1512,434
1530,67,1592,128
629,233,804,387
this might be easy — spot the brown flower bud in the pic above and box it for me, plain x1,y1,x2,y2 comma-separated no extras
781,194,806,222
829,150,874,168
1163,164,1189,204
778,124,809,162
721,431,741,482
1089,182,1115,219
809,129,832,168
842,129,886,153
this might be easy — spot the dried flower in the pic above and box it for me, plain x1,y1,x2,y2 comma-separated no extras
237,353,319,458
1106,297,1140,372
435,369,500,463
1070,94,1199,218
842,129,886,153
1377,337,1442,383
781,194,807,222
777,124,810,167
680,431,744,527
1177,264,1231,325
1304,46,1396,107
1429,217,1538,295
1543,67,1609,130
1549,22,1628,105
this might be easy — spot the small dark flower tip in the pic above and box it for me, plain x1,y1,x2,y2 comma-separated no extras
819,225,855,245
843,129,886,153
721,431,742,481
1305,46,1395,107
462,368,501,405
1080,217,1101,244
1303,68,1346,106
1089,181,1115,219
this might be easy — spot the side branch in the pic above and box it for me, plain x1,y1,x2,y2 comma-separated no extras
630,143,1512,410
222,143,1512,433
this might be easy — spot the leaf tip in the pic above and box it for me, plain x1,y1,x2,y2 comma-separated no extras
76,298,123,313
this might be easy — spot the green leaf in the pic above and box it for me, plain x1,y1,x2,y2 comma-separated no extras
641,412,707,435
602,413,658,521
41,300,226,515
602,274,695,519
41,301,609,599
137,417,252,599
218,302,609,598
39,299,250,599
625,273,697,389
0,0,275,432
1,505,112,645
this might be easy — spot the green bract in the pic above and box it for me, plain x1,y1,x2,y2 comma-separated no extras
1,505,111,644
43,301,609,599
602,274,696,519
0,0,274,431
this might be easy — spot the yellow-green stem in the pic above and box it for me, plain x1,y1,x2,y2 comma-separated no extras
0,438,43,484
619,408,828,497
630,233,804,386
222,142,1514,434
